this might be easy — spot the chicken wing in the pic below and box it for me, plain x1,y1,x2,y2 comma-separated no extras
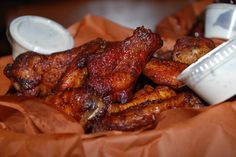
108,85,176,113
4,38,106,96
87,92,203,133
45,88,106,126
4,27,163,127
86,27,163,103
173,37,215,64
143,59,188,88
5,27,162,103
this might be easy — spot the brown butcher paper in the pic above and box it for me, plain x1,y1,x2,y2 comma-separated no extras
0,1,236,157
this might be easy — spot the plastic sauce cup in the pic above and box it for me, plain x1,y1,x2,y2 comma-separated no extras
7,16,74,59
205,3,236,39
177,39,236,105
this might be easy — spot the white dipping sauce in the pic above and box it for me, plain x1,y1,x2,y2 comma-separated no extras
8,16,74,59
189,57,236,104
178,39,236,105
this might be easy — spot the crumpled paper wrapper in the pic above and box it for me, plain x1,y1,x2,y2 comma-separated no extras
0,4,236,157
156,0,217,51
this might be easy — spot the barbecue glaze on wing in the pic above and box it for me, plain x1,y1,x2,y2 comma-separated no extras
86,27,163,103
4,38,106,96
4,27,164,128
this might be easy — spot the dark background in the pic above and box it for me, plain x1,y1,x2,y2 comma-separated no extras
0,0,192,57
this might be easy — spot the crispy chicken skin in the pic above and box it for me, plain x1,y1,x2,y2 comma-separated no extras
108,85,176,113
173,37,215,64
4,27,162,103
4,26,205,133
143,58,188,88
4,27,163,126
45,88,106,126
87,92,203,133
86,27,163,103
4,38,106,96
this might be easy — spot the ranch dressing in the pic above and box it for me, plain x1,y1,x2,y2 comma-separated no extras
8,16,74,59
178,39,236,105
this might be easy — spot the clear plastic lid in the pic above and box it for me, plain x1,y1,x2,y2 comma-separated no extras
177,39,236,84
8,15,74,55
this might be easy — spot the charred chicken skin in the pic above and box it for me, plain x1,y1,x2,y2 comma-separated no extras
5,27,162,103
86,27,163,103
4,27,163,128
4,26,206,133
4,38,106,96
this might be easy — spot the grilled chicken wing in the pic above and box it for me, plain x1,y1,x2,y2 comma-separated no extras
108,85,176,113
173,37,215,64
4,26,206,134
45,88,106,126
87,92,203,133
143,59,188,88
86,27,163,103
5,27,162,103
4,27,163,126
4,38,106,96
